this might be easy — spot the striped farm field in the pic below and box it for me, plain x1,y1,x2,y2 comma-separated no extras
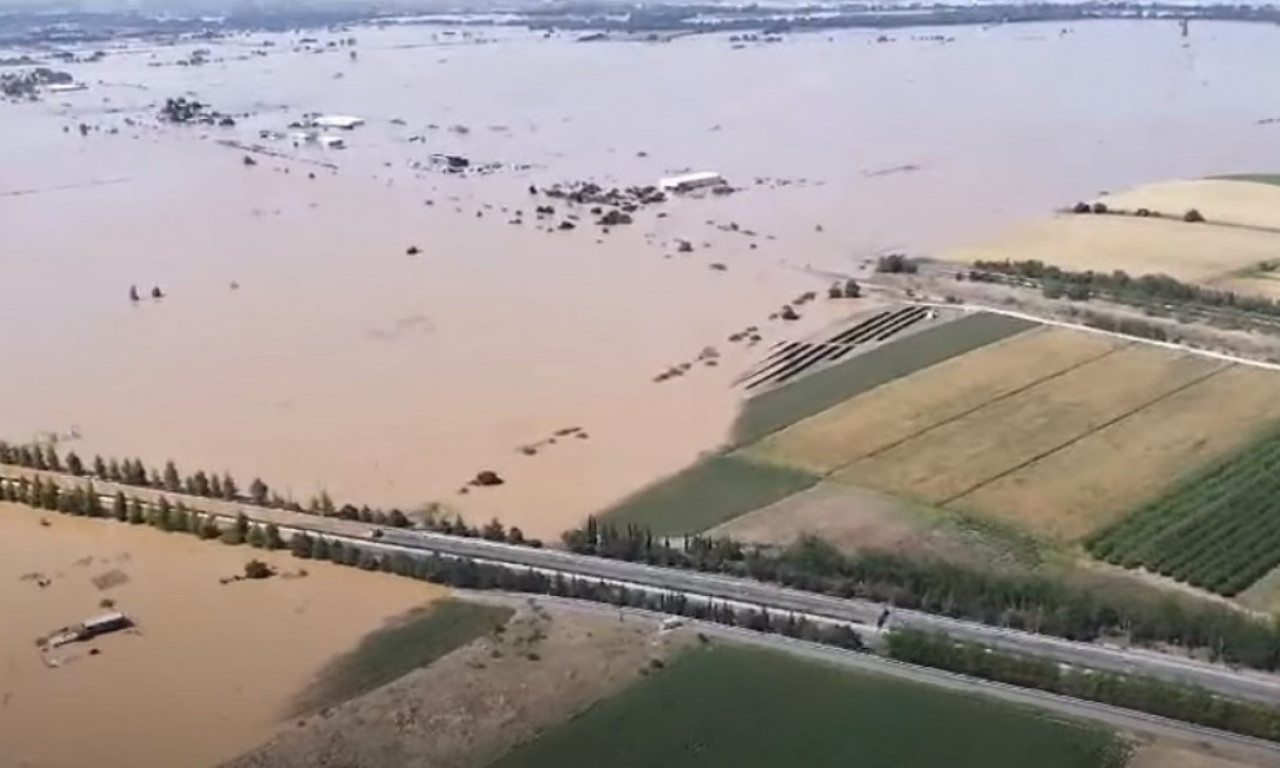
954,365,1280,541
835,345,1224,508
747,326,1121,474
1088,426,1280,597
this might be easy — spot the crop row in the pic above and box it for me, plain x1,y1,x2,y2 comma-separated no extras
1087,429,1280,597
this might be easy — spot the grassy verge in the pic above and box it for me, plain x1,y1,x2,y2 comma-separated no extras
490,645,1129,768
599,455,819,536
732,312,1036,445
293,599,512,714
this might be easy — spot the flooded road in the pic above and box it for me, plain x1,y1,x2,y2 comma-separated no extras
2,20,1279,538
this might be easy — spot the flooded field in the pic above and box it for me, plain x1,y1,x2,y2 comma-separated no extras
3,20,1280,538
0,503,443,768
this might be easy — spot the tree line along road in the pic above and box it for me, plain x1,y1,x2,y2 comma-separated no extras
4,465,1280,708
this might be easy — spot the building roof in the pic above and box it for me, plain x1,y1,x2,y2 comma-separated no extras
659,171,725,188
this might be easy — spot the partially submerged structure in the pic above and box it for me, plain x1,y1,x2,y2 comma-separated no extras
45,611,133,649
659,171,726,194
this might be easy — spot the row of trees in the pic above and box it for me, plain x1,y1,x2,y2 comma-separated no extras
887,629,1280,743
2,473,861,653
970,259,1280,319
563,520,1280,672
13,474,1280,742
2,475,285,549
0,443,542,548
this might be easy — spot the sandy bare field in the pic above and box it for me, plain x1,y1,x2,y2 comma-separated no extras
0,504,443,768
226,599,691,768
954,364,1280,541
947,213,1280,283
707,481,1029,567
837,346,1224,505
747,327,1120,474
1095,179,1280,231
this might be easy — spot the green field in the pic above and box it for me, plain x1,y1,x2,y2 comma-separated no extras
1087,427,1280,596
490,645,1128,768
599,455,819,536
731,312,1035,446
293,599,512,713
1215,173,1280,187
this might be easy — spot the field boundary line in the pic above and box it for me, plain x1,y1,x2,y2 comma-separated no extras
919,303,1280,373
940,361,1234,509
819,339,1134,475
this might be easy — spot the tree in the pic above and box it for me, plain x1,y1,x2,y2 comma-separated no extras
172,503,189,533
482,518,506,541
92,455,107,478
128,498,145,525
264,523,284,550
209,473,224,499
44,445,61,472
310,536,331,561
85,482,103,517
247,524,266,548
508,526,526,545
66,452,84,476
106,458,122,482
153,496,173,531
843,279,861,299
222,472,238,501
200,516,221,540
1184,208,1205,223
111,492,127,521
318,490,335,516
162,461,181,492
221,513,249,545
290,531,314,558
249,478,269,506
387,509,410,528
191,471,211,498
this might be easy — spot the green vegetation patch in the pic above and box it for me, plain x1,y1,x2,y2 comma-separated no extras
294,599,512,714
599,455,819,536
1214,173,1280,187
732,312,1036,445
491,645,1127,768
1087,425,1280,596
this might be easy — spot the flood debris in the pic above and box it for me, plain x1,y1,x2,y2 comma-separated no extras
471,470,504,487
158,96,234,126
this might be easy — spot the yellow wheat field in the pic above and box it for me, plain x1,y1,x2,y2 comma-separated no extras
951,364,1280,541
834,345,1224,505
948,214,1280,283
747,327,1122,474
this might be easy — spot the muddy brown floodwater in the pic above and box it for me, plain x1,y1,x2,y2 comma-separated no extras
0,504,443,768
3,21,1280,539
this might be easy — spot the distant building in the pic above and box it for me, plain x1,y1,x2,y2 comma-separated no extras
659,171,726,194
311,114,365,130
318,135,346,149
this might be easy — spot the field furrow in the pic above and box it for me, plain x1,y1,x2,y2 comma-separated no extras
747,327,1121,474
953,365,1280,541
835,346,1222,509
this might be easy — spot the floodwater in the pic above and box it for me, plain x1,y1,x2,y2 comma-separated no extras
3,20,1280,539
0,503,444,768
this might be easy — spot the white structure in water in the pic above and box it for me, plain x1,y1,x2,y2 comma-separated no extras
311,114,365,130
659,171,726,193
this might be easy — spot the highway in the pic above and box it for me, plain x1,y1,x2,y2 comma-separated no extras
467,592,1280,765
5,465,1280,708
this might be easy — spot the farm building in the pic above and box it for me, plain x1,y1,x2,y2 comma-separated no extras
83,611,132,637
659,171,726,194
311,114,365,130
